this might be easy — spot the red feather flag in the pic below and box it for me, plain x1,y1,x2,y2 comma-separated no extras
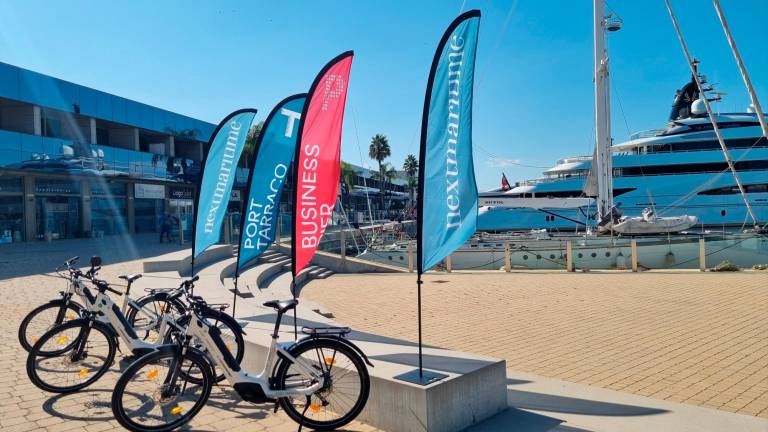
292,51,354,277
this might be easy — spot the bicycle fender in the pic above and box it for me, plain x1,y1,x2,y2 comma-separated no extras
286,336,374,368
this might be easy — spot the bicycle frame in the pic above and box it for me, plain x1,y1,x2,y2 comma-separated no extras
183,312,324,399
89,288,182,353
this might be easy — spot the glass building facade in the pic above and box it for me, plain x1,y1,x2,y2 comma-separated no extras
0,61,226,242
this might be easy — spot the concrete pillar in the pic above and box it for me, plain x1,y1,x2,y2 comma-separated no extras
133,128,140,151
127,182,135,234
340,230,346,261
504,241,511,272
81,181,92,237
445,254,452,273
23,176,36,241
566,241,574,272
89,118,97,144
699,237,706,272
167,135,176,157
33,105,42,135
407,241,414,272
631,239,638,272
198,142,205,161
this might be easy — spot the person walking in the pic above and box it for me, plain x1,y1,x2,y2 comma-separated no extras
159,213,172,243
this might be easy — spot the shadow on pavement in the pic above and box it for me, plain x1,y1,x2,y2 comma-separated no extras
508,389,668,417
0,233,185,280
466,407,594,432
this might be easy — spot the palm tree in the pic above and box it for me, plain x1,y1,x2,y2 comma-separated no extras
383,163,398,212
402,154,418,205
241,121,264,167
368,134,391,213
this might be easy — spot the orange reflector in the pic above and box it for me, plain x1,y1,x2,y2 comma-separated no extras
225,343,232,352
171,406,183,415
79,369,88,377
67,313,76,320
33,337,40,344
56,335,69,345
159,305,165,312
324,358,336,365
309,403,321,413
146,369,159,380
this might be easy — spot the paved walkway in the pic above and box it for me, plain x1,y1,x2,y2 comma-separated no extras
0,237,376,432
303,270,768,420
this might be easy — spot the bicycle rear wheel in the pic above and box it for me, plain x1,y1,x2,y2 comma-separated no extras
18,299,82,353
275,338,370,431
126,293,186,341
112,348,212,432
26,319,115,393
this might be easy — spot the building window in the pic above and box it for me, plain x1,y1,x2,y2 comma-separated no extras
91,197,127,236
36,196,80,240
0,196,24,242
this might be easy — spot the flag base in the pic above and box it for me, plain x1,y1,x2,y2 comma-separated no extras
393,369,448,386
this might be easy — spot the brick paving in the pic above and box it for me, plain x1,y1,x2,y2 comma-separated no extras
0,236,376,432
303,270,768,419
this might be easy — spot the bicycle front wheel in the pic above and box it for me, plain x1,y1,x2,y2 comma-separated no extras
18,299,82,353
275,338,370,431
26,319,115,393
112,348,212,432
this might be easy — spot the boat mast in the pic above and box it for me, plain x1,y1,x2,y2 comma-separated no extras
665,0,758,228
712,0,768,140
593,0,614,222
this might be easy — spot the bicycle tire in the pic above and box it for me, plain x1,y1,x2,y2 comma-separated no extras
18,299,83,353
275,338,370,431
125,293,186,341
112,347,212,432
26,318,116,393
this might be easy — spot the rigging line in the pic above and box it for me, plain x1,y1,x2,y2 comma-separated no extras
665,0,757,227
476,0,518,88
657,135,765,214
712,0,768,140
350,106,375,236
612,79,633,142
472,142,550,169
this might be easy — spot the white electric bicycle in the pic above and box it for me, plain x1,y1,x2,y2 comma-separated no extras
26,261,244,393
19,256,186,353
112,298,372,431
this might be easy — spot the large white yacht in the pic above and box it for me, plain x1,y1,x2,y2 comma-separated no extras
478,77,768,232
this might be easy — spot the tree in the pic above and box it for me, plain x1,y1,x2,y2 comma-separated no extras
402,154,418,205
368,133,391,213
381,163,398,212
241,121,264,167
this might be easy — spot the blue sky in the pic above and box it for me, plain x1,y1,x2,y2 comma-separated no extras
0,0,765,190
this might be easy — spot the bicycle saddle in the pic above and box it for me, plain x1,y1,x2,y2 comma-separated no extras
263,299,298,314
119,274,143,283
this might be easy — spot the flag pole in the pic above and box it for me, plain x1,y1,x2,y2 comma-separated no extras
394,9,481,386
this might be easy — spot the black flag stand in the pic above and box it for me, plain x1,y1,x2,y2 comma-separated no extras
231,269,239,319
392,10,481,387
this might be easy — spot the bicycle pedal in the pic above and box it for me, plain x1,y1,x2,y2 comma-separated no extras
272,400,280,413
